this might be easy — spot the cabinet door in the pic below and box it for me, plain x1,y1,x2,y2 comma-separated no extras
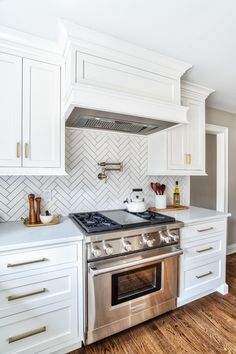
186,98,205,170
23,59,61,168
0,53,22,167
167,123,187,170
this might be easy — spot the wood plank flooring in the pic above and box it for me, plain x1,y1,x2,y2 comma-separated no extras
69,254,236,354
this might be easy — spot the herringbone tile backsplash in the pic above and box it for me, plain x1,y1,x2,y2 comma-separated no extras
0,128,188,222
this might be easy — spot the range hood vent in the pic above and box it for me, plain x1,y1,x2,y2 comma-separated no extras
66,108,177,135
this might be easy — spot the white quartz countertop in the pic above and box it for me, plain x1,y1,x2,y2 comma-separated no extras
0,217,83,252
162,206,231,224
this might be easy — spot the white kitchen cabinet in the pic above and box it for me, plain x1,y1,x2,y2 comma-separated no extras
168,96,205,171
147,81,214,176
0,53,65,175
177,217,228,307
0,52,22,167
0,241,83,353
23,59,61,168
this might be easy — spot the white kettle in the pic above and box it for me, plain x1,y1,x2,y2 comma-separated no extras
124,189,147,213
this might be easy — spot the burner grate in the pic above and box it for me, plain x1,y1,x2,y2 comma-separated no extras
71,212,121,233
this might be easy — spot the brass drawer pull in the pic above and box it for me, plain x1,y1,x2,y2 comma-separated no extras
8,326,46,343
196,247,214,253
197,227,214,233
7,257,47,268
16,142,21,158
25,142,29,158
196,271,213,279
7,288,47,301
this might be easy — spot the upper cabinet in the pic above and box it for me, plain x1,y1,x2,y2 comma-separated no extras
0,53,22,168
148,81,214,176
23,59,61,168
0,52,65,175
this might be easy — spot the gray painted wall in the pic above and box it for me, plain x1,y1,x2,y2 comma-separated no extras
190,134,217,210
206,107,235,245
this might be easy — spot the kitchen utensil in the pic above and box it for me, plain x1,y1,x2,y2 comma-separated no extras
124,189,146,212
160,184,166,195
150,182,158,195
28,194,36,225
35,196,41,224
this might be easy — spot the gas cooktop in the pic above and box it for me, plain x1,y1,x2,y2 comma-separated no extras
70,209,176,234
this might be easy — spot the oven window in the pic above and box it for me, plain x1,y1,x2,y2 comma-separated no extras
112,263,162,305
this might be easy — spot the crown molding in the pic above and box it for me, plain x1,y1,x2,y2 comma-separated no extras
181,80,214,100
0,24,62,64
58,19,192,78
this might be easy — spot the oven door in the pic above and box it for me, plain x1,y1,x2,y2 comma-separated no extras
86,246,182,344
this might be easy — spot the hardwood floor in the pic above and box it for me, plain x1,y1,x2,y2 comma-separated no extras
69,254,236,354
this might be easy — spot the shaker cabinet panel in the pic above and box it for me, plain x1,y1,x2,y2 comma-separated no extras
22,59,61,168
76,52,180,104
187,98,205,170
167,97,205,172
167,124,186,170
0,53,22,167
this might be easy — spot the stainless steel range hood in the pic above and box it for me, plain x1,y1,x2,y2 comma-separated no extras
66,108,177,135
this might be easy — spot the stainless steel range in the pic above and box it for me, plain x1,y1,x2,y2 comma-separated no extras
70,209,183,345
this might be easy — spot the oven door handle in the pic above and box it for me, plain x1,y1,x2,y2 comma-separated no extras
88,248,183,277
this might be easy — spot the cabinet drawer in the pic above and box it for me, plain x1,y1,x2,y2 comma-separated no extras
183,238,222,265
184,259,221,291
0,244,77,276
0,300,77,354
181,220,225,241
0,268,77,318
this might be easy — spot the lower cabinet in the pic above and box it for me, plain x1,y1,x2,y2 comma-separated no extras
0,300,77,354
0,241,83,354
178,218,228,307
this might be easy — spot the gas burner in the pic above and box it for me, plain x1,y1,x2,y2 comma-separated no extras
127,210,176,224
71,212,121,233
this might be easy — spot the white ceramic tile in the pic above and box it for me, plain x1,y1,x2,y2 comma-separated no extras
0,128,187,221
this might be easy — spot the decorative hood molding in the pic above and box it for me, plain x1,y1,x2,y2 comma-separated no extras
60,20,192,133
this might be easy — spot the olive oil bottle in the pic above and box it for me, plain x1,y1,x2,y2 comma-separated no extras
173,181,180,207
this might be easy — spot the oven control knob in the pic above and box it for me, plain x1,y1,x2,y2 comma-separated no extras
167,231,179,242
104,243,113,255
92,246,102,258
160,231,172,244
142,234,155,248
146,239,155,248
123,240,132,252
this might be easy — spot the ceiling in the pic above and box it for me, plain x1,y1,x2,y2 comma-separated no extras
0,0,235,113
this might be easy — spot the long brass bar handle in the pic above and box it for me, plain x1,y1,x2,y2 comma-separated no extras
196,247,213,253
7,288,47,301
7,257,48,268
197,227,214,233
25,142,29,158
16,142,21,158
196,271,213,279
8,326,46,343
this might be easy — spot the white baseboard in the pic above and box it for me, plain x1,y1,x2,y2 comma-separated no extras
227,243,236,255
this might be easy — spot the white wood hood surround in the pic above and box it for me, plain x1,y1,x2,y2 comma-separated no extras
60,20,192,124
